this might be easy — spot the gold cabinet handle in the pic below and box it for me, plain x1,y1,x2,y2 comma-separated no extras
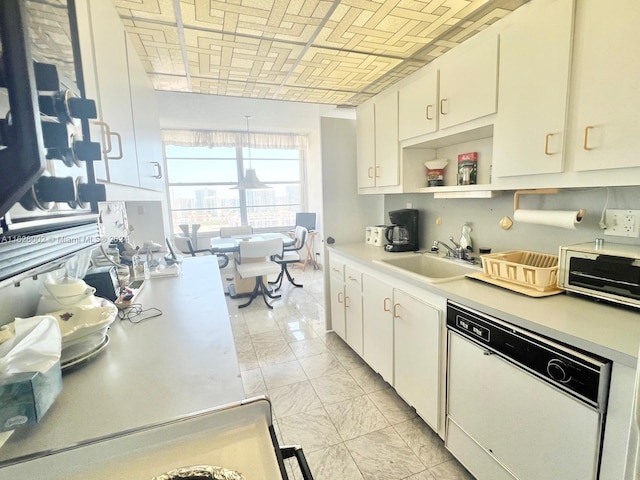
440,98,448,115
583,126,594,151
367,166,374,179
426,104,433,120
383,297,391,312
393,303,400,318
337,292,343,303
544,133,554,156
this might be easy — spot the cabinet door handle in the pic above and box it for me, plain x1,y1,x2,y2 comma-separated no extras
440,98,448,115
151,161,163,179
338,292,343,303
332,267,341,274
383,297,391,312
544,133,555,155
345,296,350,308
426,104,433,120
393,303,400,318
375,165,380,178
583,126,594,151
93,121,123,160
368,166,374,179
347,275,359,284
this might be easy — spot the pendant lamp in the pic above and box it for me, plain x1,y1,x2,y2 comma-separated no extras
232,116,270,190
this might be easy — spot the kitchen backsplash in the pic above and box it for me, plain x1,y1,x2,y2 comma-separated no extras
384,185,640,255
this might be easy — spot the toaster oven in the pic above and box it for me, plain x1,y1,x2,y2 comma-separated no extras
558,241,640,308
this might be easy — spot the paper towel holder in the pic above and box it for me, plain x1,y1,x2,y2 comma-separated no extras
513,188,586,224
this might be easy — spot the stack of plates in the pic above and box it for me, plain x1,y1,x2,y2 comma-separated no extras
48,299,118,369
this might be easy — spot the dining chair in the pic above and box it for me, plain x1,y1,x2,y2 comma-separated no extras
220,225,253,238
235,237,283,309
185,239,229,269
270,226,308,291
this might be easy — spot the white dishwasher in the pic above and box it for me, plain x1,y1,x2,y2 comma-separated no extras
446,301,611,480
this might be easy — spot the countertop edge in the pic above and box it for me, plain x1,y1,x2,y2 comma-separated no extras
329,243,640,367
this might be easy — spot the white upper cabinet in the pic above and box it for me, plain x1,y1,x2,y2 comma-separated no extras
76,0,164,192
398,68,438,141
356,100,376,189
570,0,640,172
438,34,499,131
356,91,400,192
79,0,139,187
492,0,574,177
126,36,164,191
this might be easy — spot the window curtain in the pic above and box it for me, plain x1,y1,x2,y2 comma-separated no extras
162,129,307,150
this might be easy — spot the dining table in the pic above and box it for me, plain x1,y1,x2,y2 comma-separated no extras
210,232,295,298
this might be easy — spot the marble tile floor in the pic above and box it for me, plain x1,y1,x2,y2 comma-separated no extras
224,264,476,480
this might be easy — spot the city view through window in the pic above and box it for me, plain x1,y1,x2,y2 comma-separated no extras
165,144,304,233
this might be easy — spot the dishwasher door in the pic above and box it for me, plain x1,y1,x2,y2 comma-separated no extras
447,331,603,480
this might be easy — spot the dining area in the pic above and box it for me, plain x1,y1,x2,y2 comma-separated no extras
174,224,313,310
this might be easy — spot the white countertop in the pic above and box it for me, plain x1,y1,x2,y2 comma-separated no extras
330,243,640,367
0,256,244,464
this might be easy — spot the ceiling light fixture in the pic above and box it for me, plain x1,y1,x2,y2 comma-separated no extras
232,115,270,190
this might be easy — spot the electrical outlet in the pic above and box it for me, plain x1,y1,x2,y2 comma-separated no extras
604,209,640,237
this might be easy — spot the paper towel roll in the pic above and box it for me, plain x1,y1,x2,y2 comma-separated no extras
513,209,585,229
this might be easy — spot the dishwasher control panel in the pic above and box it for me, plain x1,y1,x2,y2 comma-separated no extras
447,301,611,410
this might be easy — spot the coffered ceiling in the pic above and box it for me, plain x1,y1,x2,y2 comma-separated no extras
114,0,529,106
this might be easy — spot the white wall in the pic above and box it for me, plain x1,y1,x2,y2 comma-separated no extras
385,186,640,255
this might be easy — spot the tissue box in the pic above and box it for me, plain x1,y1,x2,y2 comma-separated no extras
0,362,62,432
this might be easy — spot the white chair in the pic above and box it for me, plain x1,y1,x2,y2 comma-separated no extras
270,226,307,291
220,225,253,238
235,238,283,309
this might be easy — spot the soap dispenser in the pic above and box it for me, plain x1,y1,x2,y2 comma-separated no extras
460,223,472,252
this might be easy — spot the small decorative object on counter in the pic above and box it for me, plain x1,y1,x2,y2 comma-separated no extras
457,152,478,185
153,465,245,480
424,159,449,187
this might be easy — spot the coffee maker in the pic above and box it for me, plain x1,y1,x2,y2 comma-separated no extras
384,209,419,252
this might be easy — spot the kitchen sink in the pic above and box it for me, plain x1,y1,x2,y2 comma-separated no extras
374,253,481,283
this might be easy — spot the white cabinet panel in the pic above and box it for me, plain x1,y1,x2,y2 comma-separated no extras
84,0,139,187
373,91,399,187
356,101,376,189
344,264,363,356
438,35,498,130
329,276,346,340
356,92,399,192
398,69,438,141
126,36,164,191
570,0,640,172
394,289,441,430
362,274,394,383
493,0,574,177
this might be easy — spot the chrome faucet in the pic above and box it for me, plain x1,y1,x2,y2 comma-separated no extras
431,237,474,263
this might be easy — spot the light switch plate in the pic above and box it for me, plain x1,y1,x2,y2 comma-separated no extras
604,209,640,237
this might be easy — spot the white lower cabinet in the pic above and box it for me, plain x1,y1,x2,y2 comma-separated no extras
393,289,442,431
344,265,364,357
328,253,363,356
329,276,346,340
362,274,394,383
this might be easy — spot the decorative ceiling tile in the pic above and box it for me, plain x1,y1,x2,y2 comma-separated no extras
124,20,186,74
114,0,530,105
183,29,303,84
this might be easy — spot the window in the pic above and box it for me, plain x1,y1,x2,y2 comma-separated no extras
163,132,306,233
